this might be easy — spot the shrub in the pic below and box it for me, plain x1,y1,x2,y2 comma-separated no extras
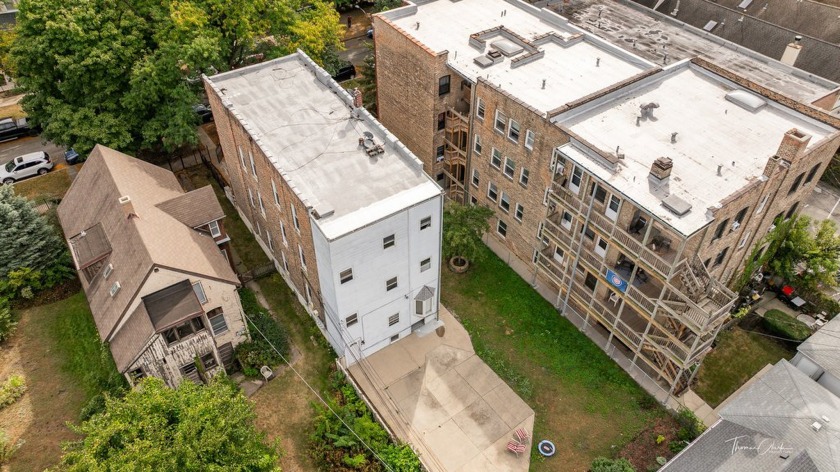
637,394,658,411
669,440,688,453
655,434,666,445
311,370,420,472
0,298,14,343
79,393,107,421
235,288,290,376
0,430,20,465
0,374,27,410
763,309,811,342
675,408,706,442
590,457,636,472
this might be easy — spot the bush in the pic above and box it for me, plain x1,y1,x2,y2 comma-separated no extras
311,370,420,472
763,309,811,342
79,392,107,421
0,430,20,465
235,288,290,376
669,440,688,453
0,374,27,410
0,298,14,343
590,457,636,472
675,408,706,442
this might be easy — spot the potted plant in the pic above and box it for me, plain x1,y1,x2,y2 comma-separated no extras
442,202,493,273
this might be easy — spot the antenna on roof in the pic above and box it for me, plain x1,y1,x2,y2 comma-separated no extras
542,79,546,89
596,57,601,67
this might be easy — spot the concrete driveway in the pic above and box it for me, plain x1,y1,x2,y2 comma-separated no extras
347,307,534,472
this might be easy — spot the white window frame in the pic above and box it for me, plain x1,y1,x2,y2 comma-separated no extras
258,191,265,217
103,263,113,280
280,221,288,247
476,98,485,120
416,298,432,315
500,192,510,212
606,195,620,221
208,310,228,335
420,216,432,230
474,134,482,155
291,204,300,232
561,211,573,230
208,220,221,238
271,179,280,205
248,188,255,208
266,228,274,252
755,194,769,214
494,110,506,133
281,251,289,272
420,257,431,272
490,148,502,169
298,245,307,271
383,234,395,249
192,281,207,304
595,236,608,258
386,276,398,291
238,145,247,170
109,281,121,297
249,149,257,179
487,182,498,202
497,220,507,238
519,168,529,187
503,157,515,179
543,187,550,206
553,246,565,265
340,268,353,284
346,313,358,327
570,165,583,194
471,169,479,188
738,231,751,249
525,129,535,150
551,148,566,174
514,203,524,222
507,119,520,143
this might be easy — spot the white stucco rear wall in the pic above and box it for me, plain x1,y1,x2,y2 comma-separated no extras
313,195,443,361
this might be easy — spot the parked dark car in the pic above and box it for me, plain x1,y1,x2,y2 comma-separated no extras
332,64,356,82
367,27,374,39
64,148,85,165
0,117,37,143
193,104,214,124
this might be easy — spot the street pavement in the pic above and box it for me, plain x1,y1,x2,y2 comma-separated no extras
0,135,67,167
802,182,840,229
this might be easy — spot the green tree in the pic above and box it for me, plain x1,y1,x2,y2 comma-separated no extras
11,0,343,155
60,376,280,471
766,215,840,290
0,186,67,279
442,202,494,268
374,0,402,12
590,457,636,472
355,41,377,113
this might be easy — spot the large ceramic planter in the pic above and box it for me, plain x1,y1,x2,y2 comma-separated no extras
449,256,469,273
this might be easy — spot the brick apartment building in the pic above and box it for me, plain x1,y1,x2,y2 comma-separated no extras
373,0,840,394
204,51,443,361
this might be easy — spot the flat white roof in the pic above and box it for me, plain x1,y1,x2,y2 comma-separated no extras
205,53,441,240
557,63,836,235
385,0,653,113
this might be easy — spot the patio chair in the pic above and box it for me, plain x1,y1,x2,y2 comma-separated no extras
507,440,527,456
514,427,531,444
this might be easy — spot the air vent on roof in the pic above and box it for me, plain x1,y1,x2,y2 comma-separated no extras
359,133,384,157
491,39,524,57
737,0,753,9
812,421,823,432
725,90,766,112
474,49,504,68
662,194,692,216
703,20,718,31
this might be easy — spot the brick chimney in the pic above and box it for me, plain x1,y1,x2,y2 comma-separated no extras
119,195,137,219
649,157,673,185
776,128,811,163
352,88,363,108
780,35,803,67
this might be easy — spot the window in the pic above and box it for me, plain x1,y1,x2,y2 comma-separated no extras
713,218,729,241
519,168,529,187
207,220,221,238
738,231,751,249
476,98,485,120
804,164,821,184
416,298,432,315
192,282,207,304
421,216,432,230
109,281,121,297
497,220,507,238
733,207,749,227
494,110,507,133
389,313,400,326
543,187,550,206
503,157,515,178
487,182,499,202
591,184,606,204
786,202,799,219
756,195,769,214
386,277,398,291
103,263,113,279
583,225,595,240
551,148,567,174
515,203,524,222
438,75,450,96
346,313,358,327
248,188,255,208
713,248,728,266
584,272,597,291
256,221,261,240
340,268,353,284
525,130,535,150
570,166,583,194
200,351,217,370
266,229,274,252
128,368,145,382
490,148,502,168
595,236,608,257
437,112,445,131
271,179,280,205
305,282,312,306
508,119,520,142
281,251,289,272
207,308,228,335
553,246,565,264
471,169,480,187
500,192,510,212
298,245,307,269
249,149,257,179
788,172,805,195
470,195,478,205
291,204,300,232
420,257,431,272
258,191,265,217
164,316,206,345
391,334,400,342
238,145,247,170
436,145,445,162
606,195,620,221
180,362,197,377
474,134,482,155
704,258,711,268
383,234,395,249
561,211,573,230
280,221,288,246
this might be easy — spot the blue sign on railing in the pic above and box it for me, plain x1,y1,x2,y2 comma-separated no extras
605,269,628,293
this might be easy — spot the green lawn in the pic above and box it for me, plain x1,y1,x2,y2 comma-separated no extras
441,246,669,471
693,328,794,407
185,167,270,271
1,291,125,471
13,164,79,202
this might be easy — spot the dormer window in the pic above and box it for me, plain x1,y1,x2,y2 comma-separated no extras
208,220,221,237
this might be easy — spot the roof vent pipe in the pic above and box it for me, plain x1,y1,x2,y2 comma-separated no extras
415,22,420,30
542,79,546,89
596,57,601,67
640,102,660,119
717,164,723,176
671,132,678,143
781,35,803,66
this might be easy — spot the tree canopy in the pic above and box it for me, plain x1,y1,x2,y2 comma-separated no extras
765,215,840,290
60,376,280,471
442,202,494,264
0,185,67,279
11,0,344,155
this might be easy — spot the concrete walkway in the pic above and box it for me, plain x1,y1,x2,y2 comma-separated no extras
347,306,534,472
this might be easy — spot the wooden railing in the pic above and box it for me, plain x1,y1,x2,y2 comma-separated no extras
626,285,656,313
640,247,671,277
615,321,642,347
536,253,565,286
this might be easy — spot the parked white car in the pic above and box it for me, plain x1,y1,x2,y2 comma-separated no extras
1,151,53,184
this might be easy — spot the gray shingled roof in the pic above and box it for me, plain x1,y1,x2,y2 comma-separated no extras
156,185,225,229
798,316,840,380
141,280,203,331
109,303,155,372
663,360,840,471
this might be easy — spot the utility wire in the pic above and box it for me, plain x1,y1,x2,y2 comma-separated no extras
243,313,396,472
